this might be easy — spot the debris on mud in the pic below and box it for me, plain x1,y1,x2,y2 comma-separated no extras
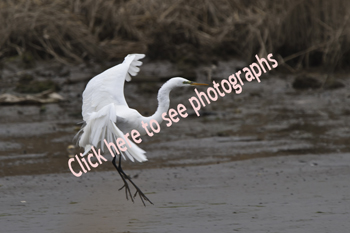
0,90,64,105
324,79,345,90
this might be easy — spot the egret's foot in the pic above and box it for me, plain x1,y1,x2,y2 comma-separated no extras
117,177,152,205
118,182,134,202
133,188,153,206
123,175,153,206
112,154,153,206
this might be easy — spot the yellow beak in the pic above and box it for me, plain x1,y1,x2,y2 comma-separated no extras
190,82,208,86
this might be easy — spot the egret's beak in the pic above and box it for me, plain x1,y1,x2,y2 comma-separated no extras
190,82,208,86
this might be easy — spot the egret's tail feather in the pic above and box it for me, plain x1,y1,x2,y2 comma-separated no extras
77,103,147,162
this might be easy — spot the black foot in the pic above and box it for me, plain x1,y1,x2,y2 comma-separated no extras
112,155,153,206
118,180,133,202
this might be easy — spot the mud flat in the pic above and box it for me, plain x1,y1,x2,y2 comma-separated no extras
1,59,350,232
1,153,349,233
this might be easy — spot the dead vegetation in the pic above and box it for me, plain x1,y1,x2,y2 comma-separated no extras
0,0,349,70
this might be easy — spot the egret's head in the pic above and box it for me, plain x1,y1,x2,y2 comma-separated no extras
172,77,208,87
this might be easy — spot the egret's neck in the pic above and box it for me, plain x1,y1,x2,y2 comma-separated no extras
146,81,174,123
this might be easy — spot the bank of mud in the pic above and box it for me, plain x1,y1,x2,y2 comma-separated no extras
0,59,349,176
1,59,350,232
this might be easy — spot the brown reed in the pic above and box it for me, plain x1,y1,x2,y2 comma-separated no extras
0,0,349,69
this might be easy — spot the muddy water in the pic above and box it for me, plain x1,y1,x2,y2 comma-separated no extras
0,60,350,232
0,62,349,176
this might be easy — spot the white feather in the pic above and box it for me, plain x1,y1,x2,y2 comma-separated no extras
78,54,147,163
77,53,199,164
82,53,145,121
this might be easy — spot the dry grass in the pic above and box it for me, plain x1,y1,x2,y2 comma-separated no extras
0,0,349,69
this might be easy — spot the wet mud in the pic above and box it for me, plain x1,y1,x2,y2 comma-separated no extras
0,60,349,232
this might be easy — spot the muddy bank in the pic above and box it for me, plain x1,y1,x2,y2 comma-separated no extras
0,58,350,232
1,153,349,233
0,59,349,176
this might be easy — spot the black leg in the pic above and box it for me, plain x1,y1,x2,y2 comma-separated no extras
112,155,134,202
112,153,153,206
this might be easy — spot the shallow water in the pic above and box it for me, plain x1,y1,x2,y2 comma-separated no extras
1,60,350,232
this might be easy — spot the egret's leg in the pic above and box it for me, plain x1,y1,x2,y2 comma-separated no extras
112,155,134,202
116,154,153,206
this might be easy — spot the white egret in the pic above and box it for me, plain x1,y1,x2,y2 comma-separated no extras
76,54,207,205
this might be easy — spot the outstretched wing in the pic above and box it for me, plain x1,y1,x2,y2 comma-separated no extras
82,54,145,121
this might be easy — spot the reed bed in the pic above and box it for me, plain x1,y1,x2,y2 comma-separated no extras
0,0,349,69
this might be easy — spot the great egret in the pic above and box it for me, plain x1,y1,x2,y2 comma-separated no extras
76,54,207,205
